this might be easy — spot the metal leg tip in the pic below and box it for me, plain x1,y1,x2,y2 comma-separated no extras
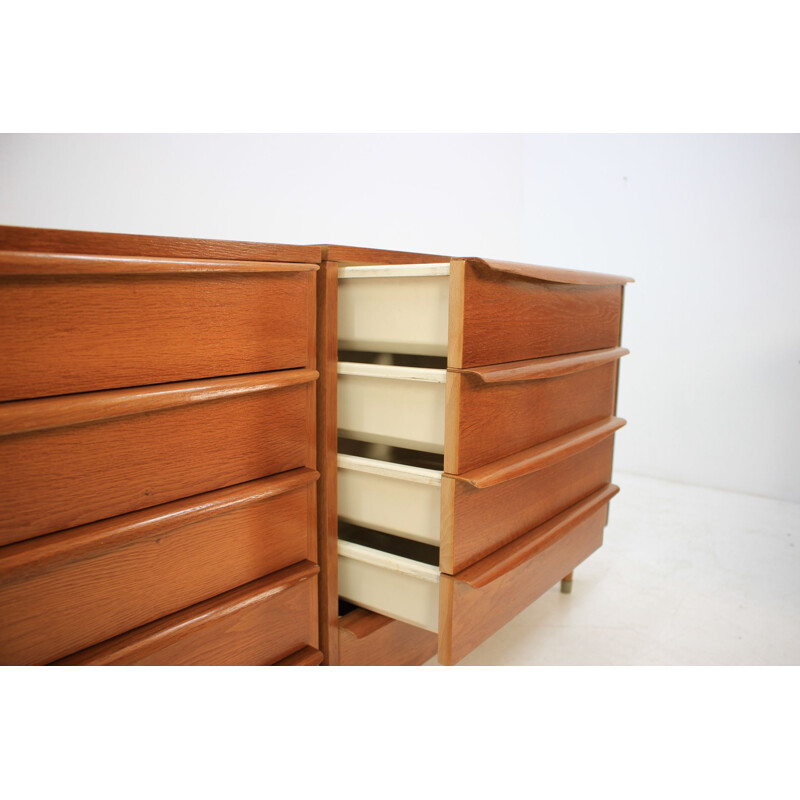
560,579,573,594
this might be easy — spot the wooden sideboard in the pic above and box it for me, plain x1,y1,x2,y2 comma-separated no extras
0,227,631,666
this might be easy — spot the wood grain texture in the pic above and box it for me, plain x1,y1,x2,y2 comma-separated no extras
451,262,623,369
438,485,619,665
0,265,316,401
0,225,321,264
445,360,619,474
274,645,324,666
440,436,616,574
462,257,633,286
316,261,340,665
322,245,449,266
338,607,438,666
53,562,320,666
0,470,318,665
0,371,316,546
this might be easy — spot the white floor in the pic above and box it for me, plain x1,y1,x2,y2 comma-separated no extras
425,472,800,665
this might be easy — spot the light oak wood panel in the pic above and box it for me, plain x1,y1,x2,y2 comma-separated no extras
439,485,618,665
0,370,317,546
338,607,438,666
448,260,624,369
445,357,621,474
441,422,622,574
0,224,321,263
0,260,316,401
0,470,318,665
54,563,319,666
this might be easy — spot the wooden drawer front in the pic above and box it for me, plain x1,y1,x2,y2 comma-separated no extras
441,418,623,574
0,370,316,546
0,470,318,665
450,260,624,368
0,253,317,401
446,348,625,474
54,563,319,666
439,484,618,665
339,608,438,666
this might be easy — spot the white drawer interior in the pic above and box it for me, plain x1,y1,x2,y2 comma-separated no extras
337,538,440,633
338,453,442,546
337,362,446,454
338,263,451,357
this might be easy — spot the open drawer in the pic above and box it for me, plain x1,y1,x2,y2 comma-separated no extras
337,484,618,665
338,259,631,368
338,348,627,471
338,417,625,573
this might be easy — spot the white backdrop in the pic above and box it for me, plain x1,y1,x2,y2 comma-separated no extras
1,133,798,502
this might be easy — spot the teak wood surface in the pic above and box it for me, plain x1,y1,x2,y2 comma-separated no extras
445,358,620,474
440,428,619,574
0,371,317,546
55,562,320,666
438,485,619,665
0,225,321,264
0,257,316,401
448,260,624,369
0,470,318,665
338,608,438,666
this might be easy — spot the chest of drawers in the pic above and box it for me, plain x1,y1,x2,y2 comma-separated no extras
320,247,631,665
0,226,322,666
0,231,631,666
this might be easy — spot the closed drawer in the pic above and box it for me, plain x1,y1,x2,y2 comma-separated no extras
337,349,625,473
0,251,317,401
54,562,320,666
0,469,318,665
0,369,317,546
337,485,618,665
338,259,630,368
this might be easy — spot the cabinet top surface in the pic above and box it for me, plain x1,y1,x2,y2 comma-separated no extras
0,226,634,284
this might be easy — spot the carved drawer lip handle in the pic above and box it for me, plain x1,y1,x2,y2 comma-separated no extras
0,368,318,437
458,484,620,590
450,416,626,489
453,346,629,384
0,468,320,585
